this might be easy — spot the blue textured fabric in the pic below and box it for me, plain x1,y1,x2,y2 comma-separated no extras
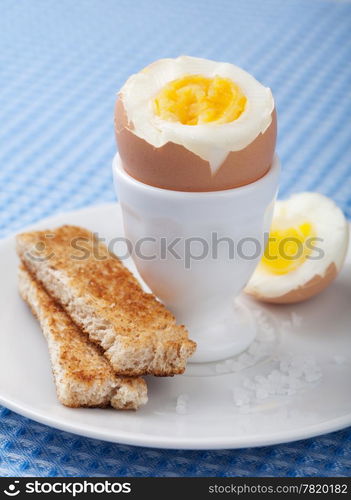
0,0,350,477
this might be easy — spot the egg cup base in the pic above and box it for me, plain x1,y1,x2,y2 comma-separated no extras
185,296,257,363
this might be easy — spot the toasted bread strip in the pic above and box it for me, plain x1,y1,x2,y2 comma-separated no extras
16,226,196,376
18,265,147,410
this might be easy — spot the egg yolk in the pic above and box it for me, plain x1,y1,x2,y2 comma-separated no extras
153,74,247,125
261,222,316,275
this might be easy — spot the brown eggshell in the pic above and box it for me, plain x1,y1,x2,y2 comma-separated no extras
115,98,277,192
246,263,338,304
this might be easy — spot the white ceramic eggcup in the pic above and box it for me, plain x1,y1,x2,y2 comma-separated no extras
113,154,280,363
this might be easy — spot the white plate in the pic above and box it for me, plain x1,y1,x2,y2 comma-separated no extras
0,203,350,449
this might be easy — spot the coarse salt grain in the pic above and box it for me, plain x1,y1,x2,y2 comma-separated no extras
176,394,189,415
232,388,251,406
291,311,303,327
332,355,347,365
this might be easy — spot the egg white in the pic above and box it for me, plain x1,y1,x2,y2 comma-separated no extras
119,56,274,173
245,192,349,299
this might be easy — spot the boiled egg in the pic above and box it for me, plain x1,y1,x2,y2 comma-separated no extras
245,192,349,304
115,56,276,191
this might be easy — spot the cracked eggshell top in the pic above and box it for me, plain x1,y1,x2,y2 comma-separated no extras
115,56,276,192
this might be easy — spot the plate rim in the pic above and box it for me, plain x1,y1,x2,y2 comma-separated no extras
1,202,350,450
1,392,351,450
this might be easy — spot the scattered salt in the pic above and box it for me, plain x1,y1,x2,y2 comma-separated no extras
248,342,260,356
253,309,264,319
176,394,189,415
291,311,303,327
243,377,255,390
237,352,251,365
215,362,228,374
233,355,323,408
279,359,290,373
232,388,251,407
260,328,275,342
332,355,347,365
304,369,322,383
255,387,269,400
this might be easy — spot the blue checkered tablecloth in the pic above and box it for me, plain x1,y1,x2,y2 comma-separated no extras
0,0,350,477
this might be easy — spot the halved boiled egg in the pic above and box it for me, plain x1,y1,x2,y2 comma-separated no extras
115,56,276,191
245,192,349,304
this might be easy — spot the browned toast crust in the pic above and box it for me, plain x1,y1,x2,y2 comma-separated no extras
18,265,147,409
16,225,196,376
